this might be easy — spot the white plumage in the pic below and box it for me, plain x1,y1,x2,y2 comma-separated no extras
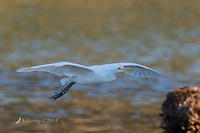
17,62,165,100
17,62,165,85
17,62,92,77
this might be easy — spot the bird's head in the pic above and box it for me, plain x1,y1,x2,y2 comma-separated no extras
118,66,134,72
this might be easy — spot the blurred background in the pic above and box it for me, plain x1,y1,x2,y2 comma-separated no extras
0,0,200,132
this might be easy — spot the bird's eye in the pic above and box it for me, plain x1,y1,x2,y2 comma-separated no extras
118,67,121,70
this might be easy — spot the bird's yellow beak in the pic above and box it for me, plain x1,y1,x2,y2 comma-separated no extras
120,67,134,71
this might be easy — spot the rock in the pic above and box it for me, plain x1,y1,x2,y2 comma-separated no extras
160,86,200,133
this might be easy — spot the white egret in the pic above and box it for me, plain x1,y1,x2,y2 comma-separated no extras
17,62,165,100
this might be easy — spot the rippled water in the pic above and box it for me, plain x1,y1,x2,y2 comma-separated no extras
0,0,200,132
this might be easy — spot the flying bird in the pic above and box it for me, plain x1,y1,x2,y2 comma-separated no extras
17,62,165,100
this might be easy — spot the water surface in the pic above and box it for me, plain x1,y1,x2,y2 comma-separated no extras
0,0,200,132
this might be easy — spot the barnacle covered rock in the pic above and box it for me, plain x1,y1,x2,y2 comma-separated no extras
161,86,200,133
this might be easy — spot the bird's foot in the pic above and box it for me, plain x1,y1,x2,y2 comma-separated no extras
49,89,64,101
49,81,75,101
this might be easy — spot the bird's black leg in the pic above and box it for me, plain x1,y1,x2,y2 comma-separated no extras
49,82,75,101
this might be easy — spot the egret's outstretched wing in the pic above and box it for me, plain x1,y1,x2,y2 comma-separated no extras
16,62,93,77
118,63,165,79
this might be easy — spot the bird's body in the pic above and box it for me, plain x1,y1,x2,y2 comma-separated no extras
17,62,165,100
74,64,117,84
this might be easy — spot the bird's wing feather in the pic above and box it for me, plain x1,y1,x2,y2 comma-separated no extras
124,65,163,78
117,63,165,79
16,62,93,76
